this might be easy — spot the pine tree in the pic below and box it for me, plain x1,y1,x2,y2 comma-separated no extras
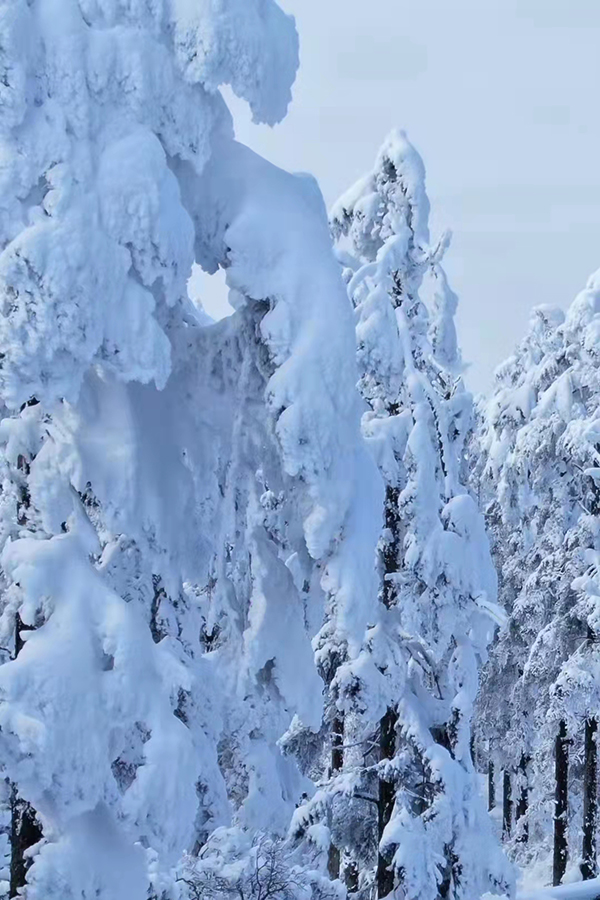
0,1,384,897
326,131,511,900
475,272,600,880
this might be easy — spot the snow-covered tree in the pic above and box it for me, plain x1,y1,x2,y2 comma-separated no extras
310,131,512,900
475,273,600,883
0,2,383,898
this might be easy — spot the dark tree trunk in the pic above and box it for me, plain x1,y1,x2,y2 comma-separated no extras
553,720,569,886
331,715,344,774
376,483,401,899
9,615,42,898
344,860,359,893
327,714,344,880
327,843,341,881
381,486,400,611
502,769,512,840
14,613,33,658
516,753,530,844
582,717,597,881
488,760,496,811
377,707,398,899
9,787,42,899
150,575,167,644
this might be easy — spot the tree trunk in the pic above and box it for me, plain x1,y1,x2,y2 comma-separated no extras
582,717,597,881
553,720,569,886
377,707,398,899
488,760,496,811
376,482,401,899
9,615,42,898
344,860,359,893
327,714,344,880
9,787,42,899
502,769,512,840
327,843,341,881
331,714,344,774
516,753,529,844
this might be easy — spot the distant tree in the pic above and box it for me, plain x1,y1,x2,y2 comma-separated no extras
475,273,600,881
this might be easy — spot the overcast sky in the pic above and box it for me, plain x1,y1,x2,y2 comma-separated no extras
205,0,600,391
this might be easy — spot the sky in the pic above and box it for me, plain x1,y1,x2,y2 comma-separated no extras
202,0,600,391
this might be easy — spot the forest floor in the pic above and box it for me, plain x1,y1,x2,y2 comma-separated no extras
519,876,600,900
478,775,600,900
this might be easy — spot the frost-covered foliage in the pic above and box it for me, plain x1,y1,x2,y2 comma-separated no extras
296,131,512,900
0,1,385,898
178,828,344,900
475,274,600,875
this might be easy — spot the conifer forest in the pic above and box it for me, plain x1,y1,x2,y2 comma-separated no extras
0,2,597,900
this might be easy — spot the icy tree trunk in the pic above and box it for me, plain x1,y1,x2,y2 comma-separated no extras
377,484,401,899
582,717,597,880
488,760,496,811
502,769,512,840
150,575,167,644
377,707,398,899
553,720,569,886
9,615,42,898
327,714,344,880
516,753,529,844
380,485,400,611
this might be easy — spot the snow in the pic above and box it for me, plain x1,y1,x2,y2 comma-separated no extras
192,137,383,654
0,0,386,894
1,0,589,896
170,0,299,126
320,129,513,900
519,877,600,900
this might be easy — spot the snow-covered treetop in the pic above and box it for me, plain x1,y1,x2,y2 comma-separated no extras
331,128,431,256
170,0,299,125
0,0,298,409
329,130,498,695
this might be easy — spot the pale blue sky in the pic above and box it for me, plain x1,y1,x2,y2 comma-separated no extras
205,0,600,390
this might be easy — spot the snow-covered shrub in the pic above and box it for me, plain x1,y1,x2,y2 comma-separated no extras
179,830,344,900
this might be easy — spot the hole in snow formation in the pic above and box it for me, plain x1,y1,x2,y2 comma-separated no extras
174,688,191,725
187,264,234,323
21,175,49,220
110,722,151,793
256,658,276,687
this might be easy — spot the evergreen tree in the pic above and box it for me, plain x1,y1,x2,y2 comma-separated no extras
316,131,512,900
475,273,600,881
0,1,382,897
